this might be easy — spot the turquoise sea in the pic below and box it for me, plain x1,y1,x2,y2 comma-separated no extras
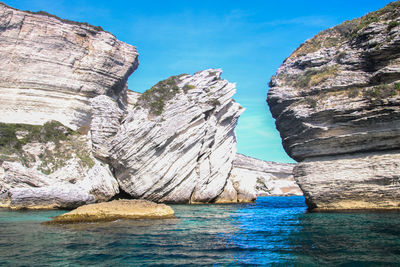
1,196,400,266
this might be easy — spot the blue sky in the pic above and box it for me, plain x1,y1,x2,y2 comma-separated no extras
8,0,394,163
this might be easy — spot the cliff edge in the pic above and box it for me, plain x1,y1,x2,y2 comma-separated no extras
0,2,138,130
267,1,400,210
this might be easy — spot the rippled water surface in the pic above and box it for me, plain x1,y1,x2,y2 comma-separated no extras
1,196,400,266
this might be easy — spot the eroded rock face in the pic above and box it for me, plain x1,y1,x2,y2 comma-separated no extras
0,123,119,209
223,154,301,203
0,3,138,130
294,151,400,210
267,2,400,210
104,69,243,203
0,3,249,207
0,159,119,210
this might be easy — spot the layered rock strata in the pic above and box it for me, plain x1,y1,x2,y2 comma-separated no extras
45,200,175,224
234,154,301,197
0,122,119,209
93,69,244,204
0,3,249,207
0,3,138,130
216,154,301,203
267,1,400,210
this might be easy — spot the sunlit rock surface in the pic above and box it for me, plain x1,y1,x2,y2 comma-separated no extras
46,200,175,224
226,154,301,203
267,2,400,210
0,124,119,210
0,3,138,130
105,69,243,203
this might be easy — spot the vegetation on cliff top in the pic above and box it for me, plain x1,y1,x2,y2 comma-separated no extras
291,0,400,57
136,75,196,116
0,2,104,32
275,66,339,89
0,121,94,174
137,76,181,116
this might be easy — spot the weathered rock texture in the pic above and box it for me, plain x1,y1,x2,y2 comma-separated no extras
0,122,119,209
93,69,244,204
267,2,400,210
0,2,138,130
45,199,175,224
0,3,249,208
233,154,301,197
216,154,301,203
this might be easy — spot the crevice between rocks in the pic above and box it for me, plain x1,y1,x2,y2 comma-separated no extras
110,187,133,201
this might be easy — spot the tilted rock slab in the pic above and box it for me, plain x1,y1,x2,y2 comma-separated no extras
0,3,138,130
45,200,175,224
91,69,243,203
267,2,400,210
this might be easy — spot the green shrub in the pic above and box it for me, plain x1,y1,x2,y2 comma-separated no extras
183,84,196,93
291,1,400,57
347,88,360,98
363,84,398,102
292,66,338,88
0,3,105,32
395,82,400,91
0,121,93,174
0,121,73,150
137,76,181,115
305,98,317,109
388,20,400,30
207,99,221,106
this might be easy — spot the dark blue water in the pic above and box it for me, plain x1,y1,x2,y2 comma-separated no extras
1,196,400,266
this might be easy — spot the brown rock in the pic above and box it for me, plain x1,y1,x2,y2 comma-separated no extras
45,200,175,224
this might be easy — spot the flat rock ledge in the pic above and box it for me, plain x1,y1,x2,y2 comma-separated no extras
45,200,175,224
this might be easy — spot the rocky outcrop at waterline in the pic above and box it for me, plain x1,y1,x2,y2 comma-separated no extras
0,2,138,130
230,154,301,200
267,1,400,210
45,200,175,224
0,67,245,207
216,154,301,203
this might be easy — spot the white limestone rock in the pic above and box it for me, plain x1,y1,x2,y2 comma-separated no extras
267,2,400,210
294,151,400,210
106,69,243,203
90,95,125,160
0,3,138,130
227,154,301,202
0,159,119,210
0,131,119,210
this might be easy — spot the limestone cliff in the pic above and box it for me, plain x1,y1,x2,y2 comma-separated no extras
92,69,243,204
0,3,282,208
267,1,400,210
0,2,138,130
0,3,247,207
